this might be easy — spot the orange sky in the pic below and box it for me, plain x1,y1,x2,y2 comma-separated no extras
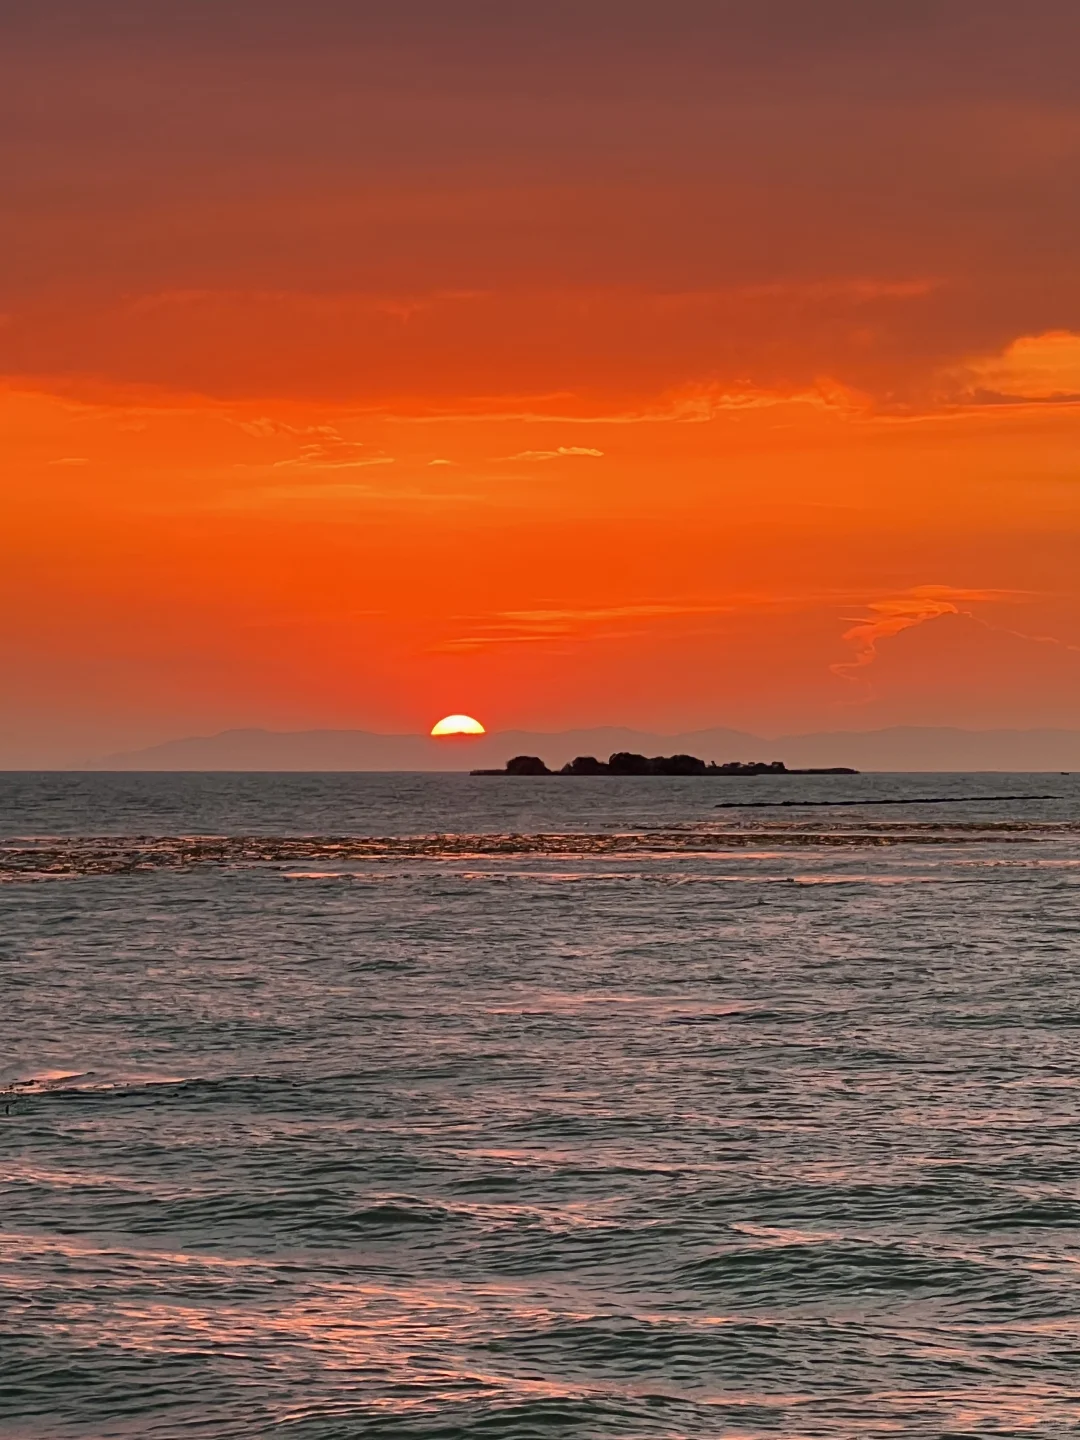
3,3,1080,764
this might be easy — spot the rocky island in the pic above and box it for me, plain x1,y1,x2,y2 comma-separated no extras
472,752,857,776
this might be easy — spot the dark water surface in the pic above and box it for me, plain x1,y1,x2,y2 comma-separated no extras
3,773,1080,1438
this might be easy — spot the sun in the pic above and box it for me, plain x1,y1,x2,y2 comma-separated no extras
430,714,486,737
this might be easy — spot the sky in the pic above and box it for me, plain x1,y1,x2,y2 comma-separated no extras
3,1,1080,765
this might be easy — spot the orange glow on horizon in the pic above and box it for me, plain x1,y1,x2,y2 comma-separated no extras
2,11,1079,764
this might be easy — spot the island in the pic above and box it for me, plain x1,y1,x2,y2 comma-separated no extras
472,752,858,776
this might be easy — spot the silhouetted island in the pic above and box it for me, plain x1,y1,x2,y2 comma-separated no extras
472,752,858,776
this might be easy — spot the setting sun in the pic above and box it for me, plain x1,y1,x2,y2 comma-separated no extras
430,714,486,737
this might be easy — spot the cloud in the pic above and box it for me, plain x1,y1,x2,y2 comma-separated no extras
238,417,342,439
0,283,1006,417
436,587,1045,657
274,452,395,471
233,419,398,469
48,456,90,466
432,601,733,652
831,585,1030,687
503,446,605,461
502,602,721,626
364,380,865,426
4,0,1080,420
949,332,1080,406
244,423,395,470
968,614,1080,658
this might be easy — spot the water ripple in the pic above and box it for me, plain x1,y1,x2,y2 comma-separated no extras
3,774,1079,1436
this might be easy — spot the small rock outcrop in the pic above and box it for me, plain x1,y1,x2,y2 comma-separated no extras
505,755,551,775
560,755,610,775
712,760,787,775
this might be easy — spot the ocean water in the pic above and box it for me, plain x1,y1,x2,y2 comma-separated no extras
2,771,1080,1439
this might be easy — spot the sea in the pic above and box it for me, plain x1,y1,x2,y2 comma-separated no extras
2,770,1079,1439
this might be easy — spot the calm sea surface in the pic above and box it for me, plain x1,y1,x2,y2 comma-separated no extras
3,772,1080,1439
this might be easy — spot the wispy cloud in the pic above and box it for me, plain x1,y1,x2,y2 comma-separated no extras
502,446,605,461
432,601,732,653
359,379,867,426
831,585,1030,687
237,417,338,439
273,452,394,471
237,419,394,470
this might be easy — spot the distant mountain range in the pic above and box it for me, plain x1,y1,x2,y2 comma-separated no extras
91,725,1080,772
